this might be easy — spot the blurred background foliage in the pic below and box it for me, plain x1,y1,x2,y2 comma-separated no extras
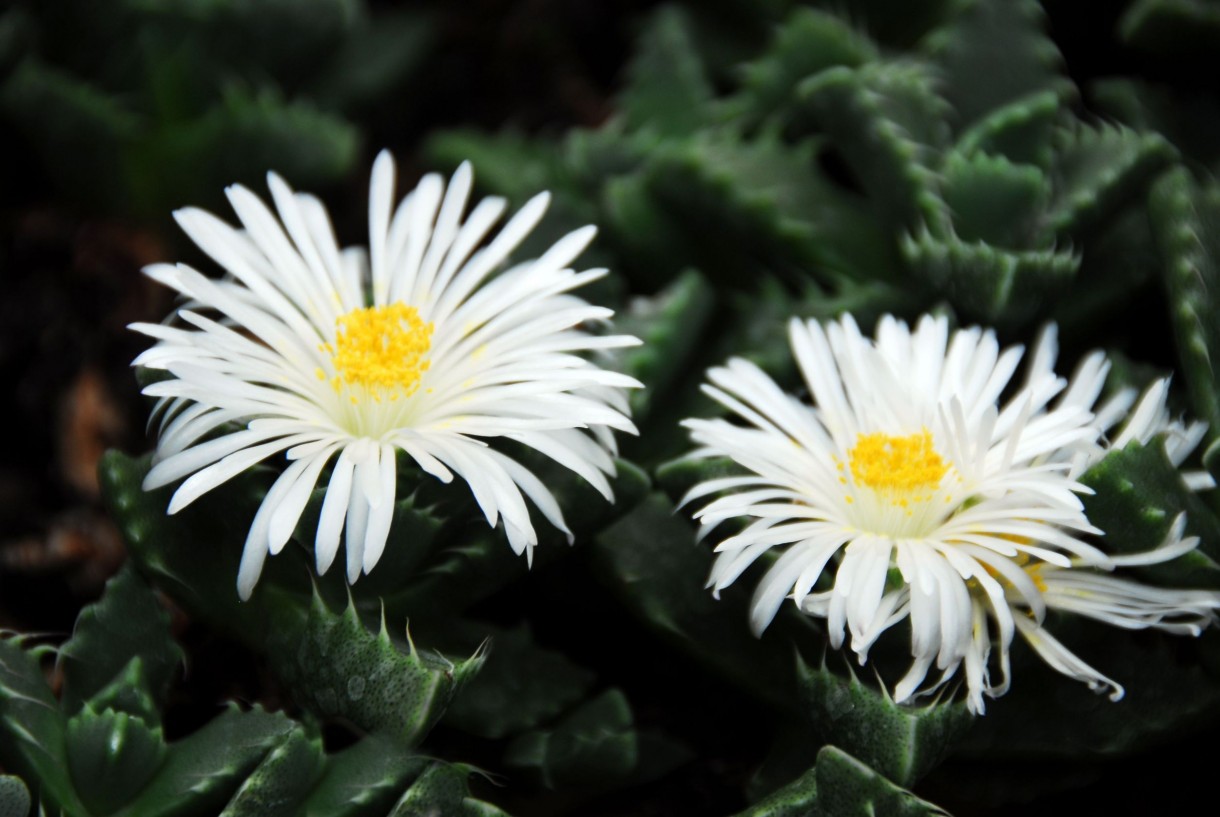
3,1,1220,815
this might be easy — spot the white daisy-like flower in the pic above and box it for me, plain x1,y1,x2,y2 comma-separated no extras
132,151,641,599
681,313,1219,713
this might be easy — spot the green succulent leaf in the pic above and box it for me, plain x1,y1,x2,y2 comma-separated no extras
129,0,361,84
302,488,447,605
795,661,973,788
735,745,950,817
1148,167,1220,432
425,129,569,206
924,0,1071,130
1046,122,1175,241
954,90,1062,168
503,689,689,791
1091,78,1220,170
311,9,435,113
962,612,1220,759
0,776,30,817
592,493,817,709
940,150,1050,248
100,450,279,640
1120,0,1220,69
0,639,85,814
1080,438,1220,588
267,591,483,747
900,228,1078,326
443,623,596,740
379,531,529,623
611,268,716,420
795,63,949,232
620,6,714,136
1050,204,1158,336
812,746,949,817
605,132,894,290
733,766,818,817
67,706,166,816
300,737,426,817
128,85,358,217
113,705,296,817
386,762,507,817
732,7,878,129
57,565,182,723
219,724,324,817
657,456,744,506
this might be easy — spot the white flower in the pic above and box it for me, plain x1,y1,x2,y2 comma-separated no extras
681,313,1219,713
997,514,1219,704
132,151,641,599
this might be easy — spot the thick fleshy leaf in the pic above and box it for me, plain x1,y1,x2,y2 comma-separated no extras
57,565,183,723
100,450,288,640
812,746,949,817
1045,122,1175,241
299,487,447,602
900,227,1078,326
0,776,30,817
385,762,508,817
619,6,713,136
954,90,1061,168
1091,78,1220,169
426,123,550,186
0,639,85,814
592,493,818,709
300,736,426,817
504,689,688,791
1050,204,1158,335
381,448,649,624
1120,0,1220,71
733,766,818,817
735,745,950,817
940,150,1049,248
795,63,949,233
611,269,715,420
267,592,482,747
731,6,877,129
113,705,296,817
129,86,359,217
1080,438,1220,588
219,725,324,817
795,661,973,788
961,612,1220,759
442,623,596,740
67,706,166,815
923,0,1071,130
1148,167,1220,433
504,690,634,789
605,133,896,290
312,9,435,112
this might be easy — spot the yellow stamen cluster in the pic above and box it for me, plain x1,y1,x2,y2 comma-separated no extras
847,430,948,504
322,303,433,402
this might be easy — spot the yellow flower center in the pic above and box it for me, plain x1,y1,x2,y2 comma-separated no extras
322,304,433,401
847,430,948,499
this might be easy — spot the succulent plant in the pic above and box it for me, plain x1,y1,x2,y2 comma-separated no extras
6,0,1220,814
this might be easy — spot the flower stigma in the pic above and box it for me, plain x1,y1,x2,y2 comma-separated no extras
321,303,434,402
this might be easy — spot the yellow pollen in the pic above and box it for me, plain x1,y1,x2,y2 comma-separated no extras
848,430,948,496
1026,563,1049,593
322,303,433,400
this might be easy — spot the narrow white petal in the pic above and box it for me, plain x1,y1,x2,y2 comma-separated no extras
315,450,354,575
